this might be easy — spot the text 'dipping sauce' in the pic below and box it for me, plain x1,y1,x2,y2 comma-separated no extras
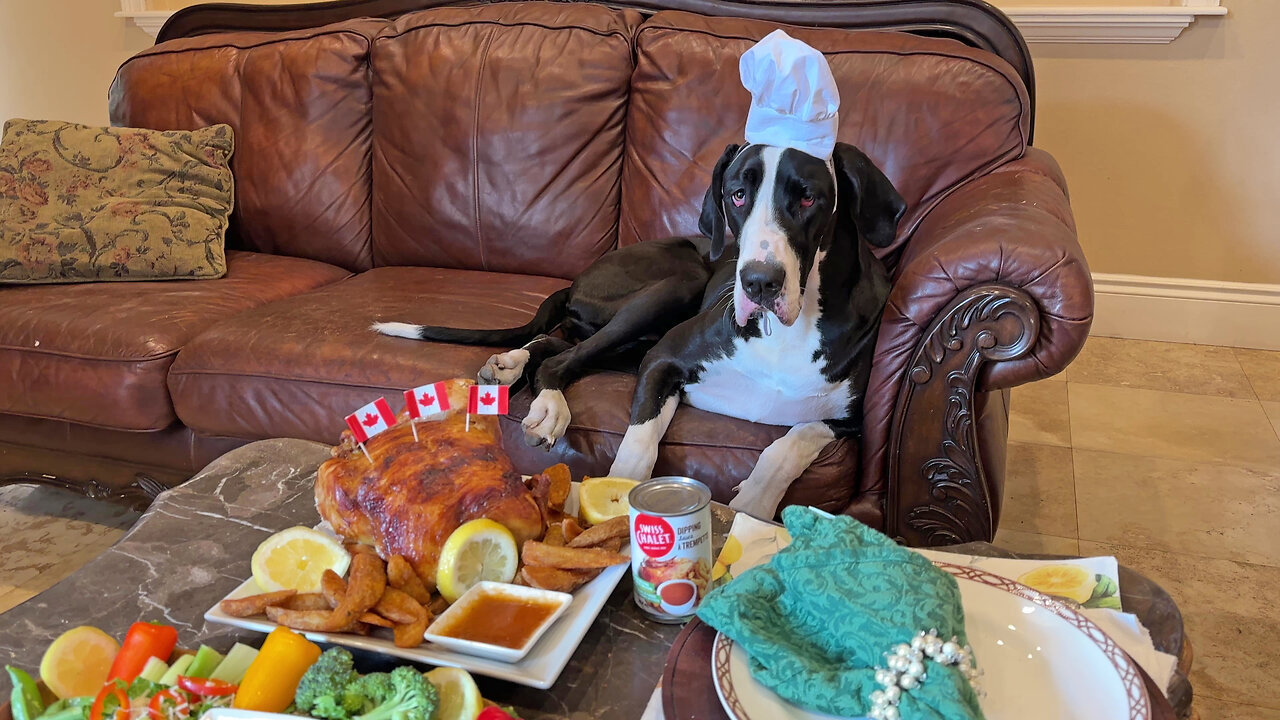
628,476,712,623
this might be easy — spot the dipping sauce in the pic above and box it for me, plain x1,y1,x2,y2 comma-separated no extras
659,581,695,606
433,588,562,649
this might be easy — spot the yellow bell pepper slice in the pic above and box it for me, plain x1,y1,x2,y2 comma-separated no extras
232,627,321,712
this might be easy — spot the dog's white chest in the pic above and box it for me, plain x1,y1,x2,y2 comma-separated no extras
683,314,851,426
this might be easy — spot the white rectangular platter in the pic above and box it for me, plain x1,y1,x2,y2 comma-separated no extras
205,484,629,689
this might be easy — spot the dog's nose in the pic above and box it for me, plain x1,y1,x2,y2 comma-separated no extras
740,261,784,307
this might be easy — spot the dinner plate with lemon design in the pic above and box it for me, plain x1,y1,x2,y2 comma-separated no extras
204,483,629,690
712,562,1150,720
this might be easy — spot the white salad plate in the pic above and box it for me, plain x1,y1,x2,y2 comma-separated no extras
712,562,1151,720
205,484,628,689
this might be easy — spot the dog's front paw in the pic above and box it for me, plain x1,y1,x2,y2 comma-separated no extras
478,348,530,385
521,389,571,448
728,481,784,520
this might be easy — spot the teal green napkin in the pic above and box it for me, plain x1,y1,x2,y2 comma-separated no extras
697,507,985,719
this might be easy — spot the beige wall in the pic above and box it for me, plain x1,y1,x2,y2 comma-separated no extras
0,0,152,126
1029,0,1280,285
2,0,1273,285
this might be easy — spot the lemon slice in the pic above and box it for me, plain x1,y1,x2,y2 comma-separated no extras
40,626,120,699
424,667,483,720
1017,564,1097,604
251,526,352,593
435,519,518,603
578,476,639,526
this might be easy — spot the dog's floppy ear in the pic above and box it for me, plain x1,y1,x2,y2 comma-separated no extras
833,142,907,248
699,143,741,261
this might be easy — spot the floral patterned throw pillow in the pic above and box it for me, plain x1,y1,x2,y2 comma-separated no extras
0,119,234,283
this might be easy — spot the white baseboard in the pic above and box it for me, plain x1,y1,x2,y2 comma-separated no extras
1090,273,1280,351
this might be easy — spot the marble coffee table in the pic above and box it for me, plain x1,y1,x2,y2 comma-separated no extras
0,439,1193,719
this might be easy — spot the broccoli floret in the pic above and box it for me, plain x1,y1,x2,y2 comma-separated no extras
295,648,362,720
351,666,438,720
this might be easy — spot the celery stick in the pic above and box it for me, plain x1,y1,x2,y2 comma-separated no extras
208,644,257,684
184,646,223,679
159,655,194,685
138,657,169,684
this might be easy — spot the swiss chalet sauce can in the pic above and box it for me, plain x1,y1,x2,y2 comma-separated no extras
628,476,713,623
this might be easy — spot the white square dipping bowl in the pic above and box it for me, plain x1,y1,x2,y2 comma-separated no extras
424,581,573,663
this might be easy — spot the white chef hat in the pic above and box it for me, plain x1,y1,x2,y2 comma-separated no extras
739,29,840,160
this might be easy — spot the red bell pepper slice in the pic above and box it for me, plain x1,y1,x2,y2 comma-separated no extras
89,684,129,720
476,709,517,720
176,677,238,697
147,690,190,720
107,622,179,683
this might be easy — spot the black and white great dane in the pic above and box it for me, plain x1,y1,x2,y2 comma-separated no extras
374,141,905,518
607,142,905,516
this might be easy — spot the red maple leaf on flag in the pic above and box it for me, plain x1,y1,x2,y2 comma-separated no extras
479,392,496,406
419,393,435,407
362,412,379,427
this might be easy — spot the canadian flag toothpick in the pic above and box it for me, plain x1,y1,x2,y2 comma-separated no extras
404,381,451,441
465,384,509,431
344,397,397,462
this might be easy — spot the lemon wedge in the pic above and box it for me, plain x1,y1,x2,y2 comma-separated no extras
424,667,483,720
251,526,351,593
578,476,639,526
435,519,519,603
40,626,119,699
1017,564,1097,604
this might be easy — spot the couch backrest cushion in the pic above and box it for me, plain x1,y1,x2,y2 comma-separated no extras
110,20,387,272
620,12,1031,265
370,3,641,279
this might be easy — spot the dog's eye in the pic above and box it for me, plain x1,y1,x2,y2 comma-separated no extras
731,189,746,207
799,193,815,209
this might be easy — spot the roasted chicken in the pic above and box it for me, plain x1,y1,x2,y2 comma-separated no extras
316,379,543,586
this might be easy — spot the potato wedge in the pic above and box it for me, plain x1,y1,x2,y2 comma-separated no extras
519,565,600,593
543,523,566,547
374,587,427,625
337,552,386,616
521,541,628,570
387,555,433,604
321,569,346,609
543,463,572,511
281,592,331,611
265,605,358,632
427,594,450,616
393,615,428,648
568,515,628,548
360,612,395,628
562,517,584,543
218,590,297,618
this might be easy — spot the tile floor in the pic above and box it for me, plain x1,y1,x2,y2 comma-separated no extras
998,336,1280,719
1,336,1278,717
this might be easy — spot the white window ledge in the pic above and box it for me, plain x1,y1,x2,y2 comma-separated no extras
117,2,1227,44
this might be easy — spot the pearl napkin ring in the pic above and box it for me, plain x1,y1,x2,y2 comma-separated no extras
867,629,984,720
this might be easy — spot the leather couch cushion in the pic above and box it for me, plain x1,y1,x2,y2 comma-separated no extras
500,372,859,513
620,12,1030,267
0,251,350,431
110,19,389,272
0,413,244,476
369,3,641,278
167,267,571,441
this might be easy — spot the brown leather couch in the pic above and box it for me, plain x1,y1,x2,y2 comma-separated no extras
0,0,1091,546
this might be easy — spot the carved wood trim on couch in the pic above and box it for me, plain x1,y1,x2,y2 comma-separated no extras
155,0,1034,136
886,284,1040,547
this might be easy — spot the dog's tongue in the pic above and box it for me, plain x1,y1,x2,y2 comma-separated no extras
734,291,757,327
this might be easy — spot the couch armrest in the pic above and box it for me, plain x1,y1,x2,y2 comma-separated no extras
852,149,1093,545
